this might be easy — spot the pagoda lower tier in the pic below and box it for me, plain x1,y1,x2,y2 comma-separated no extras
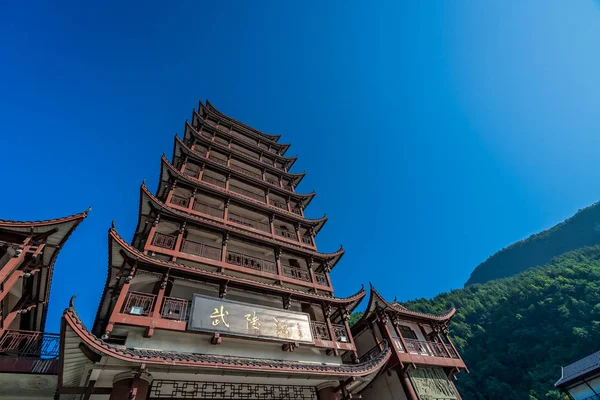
350,285,468,400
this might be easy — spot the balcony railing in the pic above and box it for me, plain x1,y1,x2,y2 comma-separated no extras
265,177,279,186
226,250,277,274
274,227,296,240
161,297,190,321
392,337,404,352
360,341,386,362
123,291,156,316
291,207,302,215
170,194,190,208
301,236,313,245
332,324,350,343
152,232,177,250
314,273,327,286
584,395,600,400
310,321,331,341
181,239,222,261
0,330,59,359
202,175,227,188
229,184,265,202
446,344,459,359
228,212,270,232
231,164,263,180
210,156,228,166
184,167,200,179
281,265,311,282
192,201,224,218
403,339,454,358
270,200,287,210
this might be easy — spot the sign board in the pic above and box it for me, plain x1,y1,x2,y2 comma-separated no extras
407,367,459,400
188,294,314,344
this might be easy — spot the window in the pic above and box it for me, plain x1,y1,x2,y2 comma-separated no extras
399,325,418,340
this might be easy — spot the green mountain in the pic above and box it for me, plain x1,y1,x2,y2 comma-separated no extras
466,202,600,286
404,246,600,400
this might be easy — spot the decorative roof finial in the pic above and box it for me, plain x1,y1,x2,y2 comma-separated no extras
85,206,92,214
112,220,116,229
69,295,77,309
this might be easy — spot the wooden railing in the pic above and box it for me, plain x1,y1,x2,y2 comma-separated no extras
392,337,404,352
310,321,331,341
123,291,156,316
170,194,190,208
209,156,228,166
202,175,227,188
314,273,327,286
265,177,279,186
230,164,263,180
228,212,270,232
281,265,311,282
301,236,312,245
291,207,302,215
332,324,350,343
360,341,386,362
274,227,296,240
181,239,222,261
0,330,59,359
152,233,177,250
270,200,287,210
192,201,224,218
184,167,200,179
161,297,189,321
403,339,454,358
226,250,277,274
229,184,265,202
446,344,459,359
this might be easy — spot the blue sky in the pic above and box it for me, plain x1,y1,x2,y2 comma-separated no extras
2,1,600,333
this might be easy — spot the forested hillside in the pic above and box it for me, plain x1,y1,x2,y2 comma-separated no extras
466,202,600,285
401,246,600,399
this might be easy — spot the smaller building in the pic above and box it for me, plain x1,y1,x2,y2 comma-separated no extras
351,285,468,400
555,350,600,400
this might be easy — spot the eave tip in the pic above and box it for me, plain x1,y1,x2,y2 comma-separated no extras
69,295,77,309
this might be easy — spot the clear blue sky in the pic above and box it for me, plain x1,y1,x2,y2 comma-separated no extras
2,1,600,333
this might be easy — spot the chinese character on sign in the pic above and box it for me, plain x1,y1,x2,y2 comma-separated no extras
273,317,291,338
245,311,261,331
210,305,230,328
297,323,304,340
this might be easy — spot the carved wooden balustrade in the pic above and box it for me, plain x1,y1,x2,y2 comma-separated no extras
123,291,156,316
291,207,302,215
209,156,228,166
226,250,277,274
274,227,296,240
281,265,311,282
392,337,404,352
170,194,190,208
152,232,177,250
0,330,59,359
192,201,224,218
161,297,190,321
314,273,327,286
270,200,287,210
202,175,227,188
265,177,279,186
181,239,222,261
228,212,270,232
230,164,263,180
310,321,331,341
332,324,350,343
229,184,265,202
402,339,456,359
360,341,387,362
301,236,313,245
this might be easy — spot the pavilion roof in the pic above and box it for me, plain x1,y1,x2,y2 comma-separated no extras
352,284,456,332
201,100,283,143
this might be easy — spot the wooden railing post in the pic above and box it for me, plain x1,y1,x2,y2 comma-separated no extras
104,264,136,339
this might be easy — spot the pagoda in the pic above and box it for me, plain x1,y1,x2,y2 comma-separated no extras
0,211,88,399
56,101,391,399
351,285,468,400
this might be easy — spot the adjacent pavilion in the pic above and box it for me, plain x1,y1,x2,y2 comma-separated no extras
0,211,88,399
350,285,468,400
55,101,392,400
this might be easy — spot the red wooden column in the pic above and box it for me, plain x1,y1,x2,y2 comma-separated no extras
146,272,169,338
187,188,197,212
307,257,317,286
294,223,302,244
171,223,186,262
434,325,453,358
269,215,276,236
323,303,339,356
179,156,188,175
275,248,283,278
392,317,411,357
198,163,205,181
223,199,230,222
165,181,176,205
225,173,231,191
143,216,160,254
104,265,136,339
340,306,358,361
220,233,229,271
